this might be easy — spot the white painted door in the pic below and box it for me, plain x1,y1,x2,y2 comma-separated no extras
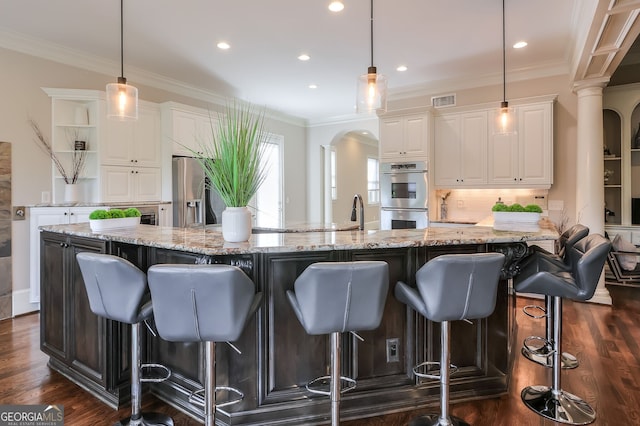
255,136,284,228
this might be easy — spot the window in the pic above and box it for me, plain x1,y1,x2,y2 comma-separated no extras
367,157,379,204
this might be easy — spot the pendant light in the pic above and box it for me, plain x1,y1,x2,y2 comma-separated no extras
106,0,138,121
495,0,515,134
356,0,387,114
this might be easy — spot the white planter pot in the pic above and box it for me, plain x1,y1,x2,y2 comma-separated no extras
222,207,252,242
492,211,541,231
90,216,140,232
64,183,80,203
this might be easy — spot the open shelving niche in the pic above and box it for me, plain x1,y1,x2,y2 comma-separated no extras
44,88,104,203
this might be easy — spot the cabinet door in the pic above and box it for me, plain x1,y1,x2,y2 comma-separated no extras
379,117,404,159
68,237,108,385
103,120,134,166
518,104,552,185
171,110,202,156
488,131,519,184
68,206,97,224
40,233,68,361
133,105,161,167
159,203,173,227
460,111,487,185
134,167,162,201
433,115,462,186
101,166,134,202
403,114,428,157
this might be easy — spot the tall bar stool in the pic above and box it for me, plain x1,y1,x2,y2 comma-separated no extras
286,261,389,426
519,224,589,369
76,253,173,426
146,264,262,426
395,253,505,426
514,234,611,425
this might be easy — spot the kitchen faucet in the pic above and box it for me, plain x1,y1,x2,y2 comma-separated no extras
351,194,364,230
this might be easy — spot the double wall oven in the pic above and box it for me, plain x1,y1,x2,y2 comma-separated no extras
380,161,428,230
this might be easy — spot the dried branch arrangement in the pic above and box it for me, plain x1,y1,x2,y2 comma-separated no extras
29,119,86,184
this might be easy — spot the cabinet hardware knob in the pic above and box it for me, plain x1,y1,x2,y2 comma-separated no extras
131,170,135,174
130,159,134,163
135,171,139,174
59,242,64,247
70,212,74,215
513,178,517,181
64,212,68,215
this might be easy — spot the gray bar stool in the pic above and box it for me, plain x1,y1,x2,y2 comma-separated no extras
519,224,589,369
146,264,262,426
395,253,505,426
76,253,173,426
514,234,610,425
287,261,389,426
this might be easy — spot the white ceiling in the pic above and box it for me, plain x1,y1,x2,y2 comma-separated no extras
0,0,580,122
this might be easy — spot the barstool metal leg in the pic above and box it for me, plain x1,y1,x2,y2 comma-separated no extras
409,321,469,426
522,296,578,369
330,331,340,426
205,341,216,426
116,323,173,426
521,296,596,425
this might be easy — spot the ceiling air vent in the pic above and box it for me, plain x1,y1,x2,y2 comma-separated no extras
431,94,456,108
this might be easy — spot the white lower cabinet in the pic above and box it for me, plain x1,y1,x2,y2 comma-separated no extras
101,166,162,202
159,203,173,227
29,206,105,303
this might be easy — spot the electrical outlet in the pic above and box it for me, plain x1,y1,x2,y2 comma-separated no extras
386,338,399,363
41,191,51,203
457,200,464,208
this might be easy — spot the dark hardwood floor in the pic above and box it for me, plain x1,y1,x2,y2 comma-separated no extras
0,285,638,425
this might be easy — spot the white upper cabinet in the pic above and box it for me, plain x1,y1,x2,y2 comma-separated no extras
433,111,487,187
101,165,162,202
162,102,216,157
379,109,430,161
487,101,553,187
102,102,161,167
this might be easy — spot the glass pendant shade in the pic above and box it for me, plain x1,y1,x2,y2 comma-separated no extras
106,78,138,121
494,101,516,135
357,66,387,113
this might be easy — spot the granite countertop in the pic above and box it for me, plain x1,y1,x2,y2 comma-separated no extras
40,220,558,256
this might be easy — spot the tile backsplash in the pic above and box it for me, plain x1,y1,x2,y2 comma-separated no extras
435,188,550,223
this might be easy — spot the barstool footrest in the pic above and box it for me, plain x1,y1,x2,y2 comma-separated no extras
412,361,458,380
305,375,356,396
521,385,596,425
114,411,174,426
521,336,579,369
140,363,171,383
188,386,244,409
523,304,547,319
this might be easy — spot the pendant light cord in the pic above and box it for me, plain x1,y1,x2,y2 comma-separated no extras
370,0,374,68
502,0,506,103
120,0,124,79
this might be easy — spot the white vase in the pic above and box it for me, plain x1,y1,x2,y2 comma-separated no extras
221,207,252,242
64,183,80,203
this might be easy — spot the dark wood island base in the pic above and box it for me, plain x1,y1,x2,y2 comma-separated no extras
39,224,555,425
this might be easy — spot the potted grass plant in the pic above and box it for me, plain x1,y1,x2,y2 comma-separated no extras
190,101,268,242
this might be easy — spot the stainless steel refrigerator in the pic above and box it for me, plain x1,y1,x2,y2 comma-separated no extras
172,156,225,228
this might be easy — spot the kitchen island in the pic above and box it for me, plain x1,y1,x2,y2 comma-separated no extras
38,222,556,425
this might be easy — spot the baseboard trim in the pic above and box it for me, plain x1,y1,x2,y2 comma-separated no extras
12,289,40,317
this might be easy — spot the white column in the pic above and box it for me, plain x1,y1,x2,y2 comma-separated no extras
573,79,611,305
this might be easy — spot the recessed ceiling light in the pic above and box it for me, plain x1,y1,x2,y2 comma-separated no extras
328,1,344,12
396,65,408,72
298,54,310,61
309,84,318,89
217,41,230,50
513,41,527,49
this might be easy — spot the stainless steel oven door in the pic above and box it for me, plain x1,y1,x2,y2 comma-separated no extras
380,207,428,230
380,162,428,209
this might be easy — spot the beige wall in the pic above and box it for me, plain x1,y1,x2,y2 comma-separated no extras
0,47,307,311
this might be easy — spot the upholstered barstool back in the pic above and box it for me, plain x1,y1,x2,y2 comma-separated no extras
514,234,610,425
395,252,504,426
287,261,389,335
76,252,173,426
147,264,262,343
287,261,388,426
397,253,506,323
147,264,262,426
76,252,150,324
